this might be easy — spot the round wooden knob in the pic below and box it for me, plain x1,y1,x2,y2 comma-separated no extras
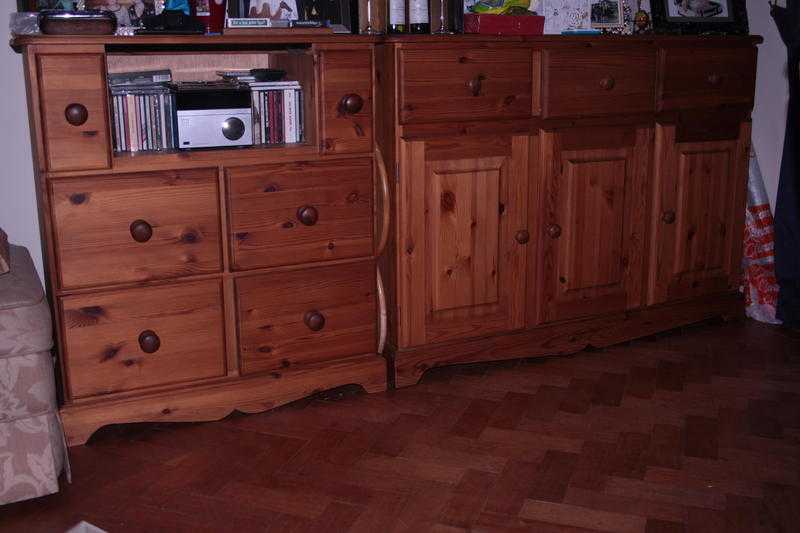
338,94,364,115
130,219,153,243
706,73,721,86
304,310,326,332
65,103,88,126
138,330,161,354
661,210,676,224
599,77,616,91
467,74,486,97
515,230,530,245
546,224,562,239
296,206,319,226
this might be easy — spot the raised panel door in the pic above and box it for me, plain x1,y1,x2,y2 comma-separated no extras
399,136,530,347
533,126,650,324
648,122,750,304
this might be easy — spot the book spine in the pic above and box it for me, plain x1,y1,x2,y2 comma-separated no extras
159,94,167,150
276,90,284,144
127,94,138,152
284,88,294,144
263,90,269,145
297,89,304,143
268,91,275,145
252,90,261,145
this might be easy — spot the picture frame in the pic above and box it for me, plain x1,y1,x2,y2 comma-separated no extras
651,0,748,34
590,0,623,28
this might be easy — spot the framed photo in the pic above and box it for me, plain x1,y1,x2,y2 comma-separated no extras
590,0,623,28
651,0,748,34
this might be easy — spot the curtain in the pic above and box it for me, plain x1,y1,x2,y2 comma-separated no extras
771,2,800,327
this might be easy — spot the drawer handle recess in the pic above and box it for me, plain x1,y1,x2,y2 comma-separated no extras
467,74,486,97
338,94,364,115
296,205,319,226
130,219,153,243
65,103,88,126
304,310,326,332
662,210,676,224
599,77,616,91
546,224,562,239
138,330,161,354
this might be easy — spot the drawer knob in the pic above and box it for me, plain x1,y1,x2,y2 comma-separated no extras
304,310,326,332
338,93,364,115
599,77,616,91
546,224,562,239
515,230,530,245
64,103,88,126
138,330,161,354
467,74,486,97
297,205,319,226
707,73,722,86
130,219,153,243
662,210,676,224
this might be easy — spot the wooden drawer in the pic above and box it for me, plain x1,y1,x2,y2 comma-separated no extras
37,54,111,172
227,159,373,270
542,47,655,119
61,280,226,399
51,169,222,289
320,49,373,154
400,47,533,124
657,47,757,111
237,261,376,375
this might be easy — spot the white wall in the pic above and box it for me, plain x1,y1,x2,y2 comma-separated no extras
748,0,789,210
0,2,43,281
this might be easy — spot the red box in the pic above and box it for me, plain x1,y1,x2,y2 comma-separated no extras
463,14,545,35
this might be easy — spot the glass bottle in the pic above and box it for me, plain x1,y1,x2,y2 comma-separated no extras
388,0,407,33
408,0,430,33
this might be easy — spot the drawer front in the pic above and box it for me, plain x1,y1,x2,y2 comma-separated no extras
237,261,376,375
61,280,226,399
228,159,373,270
400,48,533,124
51,169,222,289
543,48,655,119
320,50,373,154
37,54,111,172
658,47,757,111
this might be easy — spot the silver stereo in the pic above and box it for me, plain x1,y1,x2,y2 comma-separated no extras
175,83,252,149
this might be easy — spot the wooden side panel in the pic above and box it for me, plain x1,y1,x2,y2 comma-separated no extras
61,280,226,399
319,49,373,154
227,158,373,270
535,126,650,324
37,53,111,172
648,122,750,304
236,261,376,375
50,169,222,289
399,135,529,348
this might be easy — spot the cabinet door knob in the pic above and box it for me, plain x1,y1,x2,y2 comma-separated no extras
467,74,486,97
661,210,676,224
296,205,319,226
304,310,326,332
338,93,364,115
65,103,88,126
546,224,562,239
515,230,530,244
599,76,616,91
138,330,161,354
706,73,721,86
130,219,153,242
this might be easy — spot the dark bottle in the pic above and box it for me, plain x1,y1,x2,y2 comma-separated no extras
388,0,407,33
408,0,430,33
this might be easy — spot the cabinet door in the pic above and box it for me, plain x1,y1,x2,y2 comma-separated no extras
648,121,750,305
399,136,530,347
533,126,650,325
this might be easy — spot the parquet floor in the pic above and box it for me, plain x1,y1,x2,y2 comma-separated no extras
3,319,800,532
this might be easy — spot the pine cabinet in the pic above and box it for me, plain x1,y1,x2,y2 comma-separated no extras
398,135,530,347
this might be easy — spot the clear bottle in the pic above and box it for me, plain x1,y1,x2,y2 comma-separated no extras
408,0,430,33
388,0,407,33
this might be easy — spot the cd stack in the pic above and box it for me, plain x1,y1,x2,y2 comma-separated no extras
218,70,304,146
108,69,178,153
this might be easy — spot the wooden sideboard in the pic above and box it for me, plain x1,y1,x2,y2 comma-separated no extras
12,33,760,444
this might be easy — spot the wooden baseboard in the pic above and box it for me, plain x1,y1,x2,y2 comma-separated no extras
60,352,386,446
392,292,743,388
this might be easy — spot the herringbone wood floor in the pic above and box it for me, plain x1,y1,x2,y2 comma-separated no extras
3,319,799,532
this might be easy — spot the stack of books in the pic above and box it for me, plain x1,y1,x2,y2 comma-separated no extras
109,69,178,153
219,71,304,145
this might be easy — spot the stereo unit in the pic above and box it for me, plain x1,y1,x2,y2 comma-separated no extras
175,83,252,149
